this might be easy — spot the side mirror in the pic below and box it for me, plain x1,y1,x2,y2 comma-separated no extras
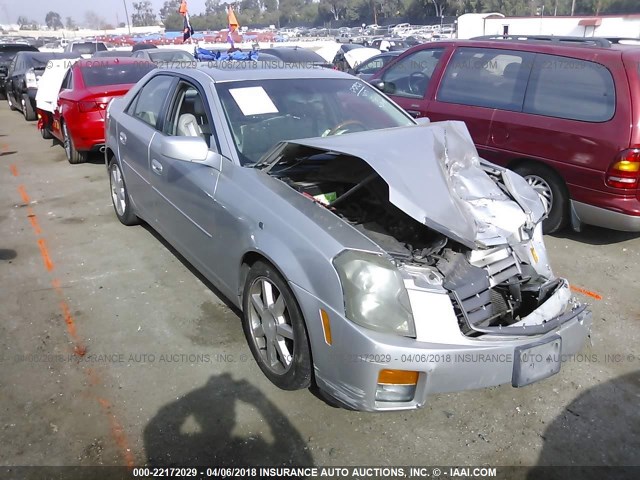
372,80,385,91
415,117,431,125
161,136,222,170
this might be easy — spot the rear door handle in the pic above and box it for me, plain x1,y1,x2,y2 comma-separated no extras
406,110,421,118
119,132,127,145
151,159,163,175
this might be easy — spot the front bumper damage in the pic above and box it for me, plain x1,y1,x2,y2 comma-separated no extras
293,281,591,412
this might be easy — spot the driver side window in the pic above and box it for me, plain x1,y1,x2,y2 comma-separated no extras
381,48,444,99
164,82,214,148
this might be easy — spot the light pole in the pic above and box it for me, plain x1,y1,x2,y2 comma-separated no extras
122,0,131,34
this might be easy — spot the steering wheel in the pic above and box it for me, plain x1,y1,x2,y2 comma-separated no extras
325,120,367,136
408,71,429,95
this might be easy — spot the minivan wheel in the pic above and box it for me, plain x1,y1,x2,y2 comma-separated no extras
242,261,312,391
513,163,568,234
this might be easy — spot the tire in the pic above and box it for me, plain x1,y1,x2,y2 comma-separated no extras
21,94,36,121
7,91,16,111
513,163,569,234
62,121,87,164
242,261,312,391
0,90,5,100
108,159,139,226
41,127,53,139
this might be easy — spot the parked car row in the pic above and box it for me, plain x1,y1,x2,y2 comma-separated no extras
7,37,638,411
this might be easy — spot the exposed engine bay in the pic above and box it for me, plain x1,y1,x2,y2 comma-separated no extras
265,143,574,336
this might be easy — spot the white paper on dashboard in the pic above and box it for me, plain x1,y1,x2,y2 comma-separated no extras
229,86,279,116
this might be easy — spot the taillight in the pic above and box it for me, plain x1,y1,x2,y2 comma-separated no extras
606,148,640,189
78,101,108,113
25,69,37,89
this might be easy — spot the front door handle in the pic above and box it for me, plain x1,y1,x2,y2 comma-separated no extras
151,159,163,175
119,132,127,145
406,110,421,118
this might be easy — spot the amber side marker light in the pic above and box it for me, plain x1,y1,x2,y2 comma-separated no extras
320,309,332,345
376,369,419,402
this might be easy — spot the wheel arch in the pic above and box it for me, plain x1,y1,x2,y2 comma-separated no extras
239,249,317,383
507,157,571,196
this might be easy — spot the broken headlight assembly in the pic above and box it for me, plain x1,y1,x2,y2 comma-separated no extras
333,250,416,338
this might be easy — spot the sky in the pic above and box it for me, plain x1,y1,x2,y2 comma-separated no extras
1,1,215,26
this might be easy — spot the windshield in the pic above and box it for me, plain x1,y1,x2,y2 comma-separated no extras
81,62,155,87
148,51,194,62
72,43,107,54
216,78,414,165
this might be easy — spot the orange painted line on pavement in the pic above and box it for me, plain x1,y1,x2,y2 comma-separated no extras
37,238,55,271
570,285,602,301
26,207,42,235
97,397,136,468
10,164,18,177
13,168,135,467
17,184,30,204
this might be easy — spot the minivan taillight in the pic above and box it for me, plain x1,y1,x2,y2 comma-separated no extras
606,149,640,189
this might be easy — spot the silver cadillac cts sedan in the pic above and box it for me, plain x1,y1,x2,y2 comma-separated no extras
105,65,592,411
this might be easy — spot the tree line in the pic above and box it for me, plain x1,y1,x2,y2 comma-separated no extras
17,0,640,32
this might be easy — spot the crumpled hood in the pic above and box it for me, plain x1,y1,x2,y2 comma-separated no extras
267,121,545,248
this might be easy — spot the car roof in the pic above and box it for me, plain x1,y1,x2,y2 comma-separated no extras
167,65,355,83
0,44,39,51
427,39,631,57
75,57,152,67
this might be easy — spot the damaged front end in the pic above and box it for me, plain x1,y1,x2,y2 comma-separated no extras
259,121,588,339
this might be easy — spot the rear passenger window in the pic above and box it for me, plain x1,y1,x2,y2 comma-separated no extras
128,75,174,129
437,47,534,111
523,54,615,122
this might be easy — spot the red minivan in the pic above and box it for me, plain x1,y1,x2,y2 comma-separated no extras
371,37,640,233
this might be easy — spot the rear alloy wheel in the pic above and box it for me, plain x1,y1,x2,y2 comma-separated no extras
108,159,138,226
242,261,312,391
513,163,569,234
62,121,87,164
21,94,36,121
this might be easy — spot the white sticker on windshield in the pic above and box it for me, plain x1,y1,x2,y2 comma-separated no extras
229,86,278,116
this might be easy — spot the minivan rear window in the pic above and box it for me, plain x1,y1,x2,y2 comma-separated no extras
523,54,615,122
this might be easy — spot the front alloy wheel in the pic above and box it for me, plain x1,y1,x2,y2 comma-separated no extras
242,261,311,390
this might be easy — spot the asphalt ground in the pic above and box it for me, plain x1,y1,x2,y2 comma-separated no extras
0,102,638,478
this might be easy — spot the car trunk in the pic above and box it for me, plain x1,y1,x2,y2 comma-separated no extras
80,84,135,118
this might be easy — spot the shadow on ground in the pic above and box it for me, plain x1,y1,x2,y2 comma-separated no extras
144,373,314,466
552,225,640,246
527,370,639,480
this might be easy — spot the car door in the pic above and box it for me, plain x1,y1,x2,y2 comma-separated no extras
6,55,19,102
378,46,447,119
489,53,625,194
147,79,223,280
118,74,175,222
428,47,534,161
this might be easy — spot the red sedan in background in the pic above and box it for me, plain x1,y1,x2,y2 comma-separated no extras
52,58,155,164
